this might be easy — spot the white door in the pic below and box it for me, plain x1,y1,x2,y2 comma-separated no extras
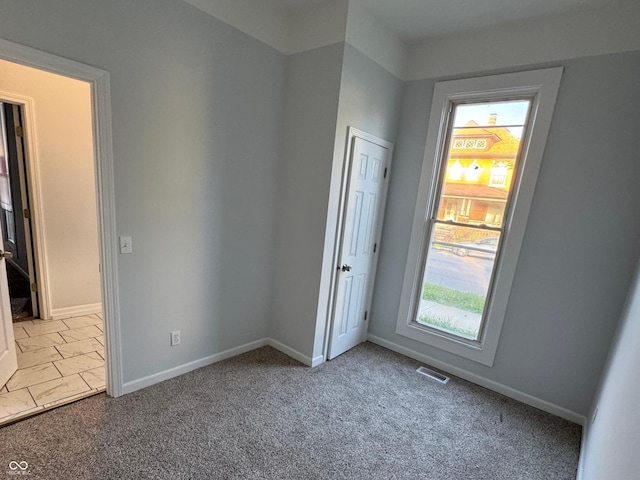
0,236,18,388
328,132,392,359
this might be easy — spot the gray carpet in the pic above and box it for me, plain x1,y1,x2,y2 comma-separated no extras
0,343,581,479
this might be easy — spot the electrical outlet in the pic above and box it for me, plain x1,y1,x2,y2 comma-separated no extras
171,330,181,346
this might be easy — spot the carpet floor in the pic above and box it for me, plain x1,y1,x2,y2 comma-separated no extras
0,343,581,479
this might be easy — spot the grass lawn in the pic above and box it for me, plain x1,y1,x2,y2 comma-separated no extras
422,283,486,314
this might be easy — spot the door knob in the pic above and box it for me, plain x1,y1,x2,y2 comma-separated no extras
0,250,13,259
341,264,352,272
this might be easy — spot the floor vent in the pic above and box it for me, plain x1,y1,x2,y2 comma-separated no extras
416,366,449,384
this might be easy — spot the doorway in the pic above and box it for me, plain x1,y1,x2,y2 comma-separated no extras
0,102,38,322
327,128,393,360
0,38,121,422
0,62,105,424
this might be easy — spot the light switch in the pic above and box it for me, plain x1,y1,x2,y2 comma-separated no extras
119,236,133,254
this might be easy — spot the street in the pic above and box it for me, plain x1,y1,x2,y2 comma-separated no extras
424,248,494,295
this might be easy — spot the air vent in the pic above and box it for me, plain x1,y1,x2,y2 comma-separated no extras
416,366,449,384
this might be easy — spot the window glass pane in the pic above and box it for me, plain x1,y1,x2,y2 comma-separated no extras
4,210,15,243
436,100,530,228
419,100,530,341
417,223,500,340
0,104,12,213
0,103,15,245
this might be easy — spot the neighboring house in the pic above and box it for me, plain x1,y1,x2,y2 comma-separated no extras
441,116,520,227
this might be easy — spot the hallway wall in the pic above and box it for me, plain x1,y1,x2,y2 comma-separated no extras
0,59,100,319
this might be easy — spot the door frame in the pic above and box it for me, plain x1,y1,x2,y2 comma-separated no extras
0,37,123,397
323,127,394,361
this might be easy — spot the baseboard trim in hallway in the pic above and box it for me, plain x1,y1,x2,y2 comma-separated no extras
50,303,103,320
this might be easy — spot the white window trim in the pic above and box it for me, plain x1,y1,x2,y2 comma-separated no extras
396,68,563,367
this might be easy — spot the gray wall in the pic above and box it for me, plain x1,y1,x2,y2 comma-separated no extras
311,43,403,359
370,50,640,416
271,42,404,361
334,44,404,144
0,0,286,383
578,263,640,480
271,43,344,357
579,260,640,479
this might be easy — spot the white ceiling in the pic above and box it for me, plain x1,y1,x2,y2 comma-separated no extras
269,0,623,42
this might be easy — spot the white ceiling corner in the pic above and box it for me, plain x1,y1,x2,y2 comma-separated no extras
183,0,636,66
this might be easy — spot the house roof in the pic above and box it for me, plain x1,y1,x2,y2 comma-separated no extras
442,182,509,200
450,120,522,159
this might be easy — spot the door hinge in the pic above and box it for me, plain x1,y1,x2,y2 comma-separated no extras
23,208,31,219
31,283,38,293
373,243,377,253
16,125,24,137
364,311,368,321
384,167,388,179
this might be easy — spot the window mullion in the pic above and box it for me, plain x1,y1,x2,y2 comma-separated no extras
429,219,504,234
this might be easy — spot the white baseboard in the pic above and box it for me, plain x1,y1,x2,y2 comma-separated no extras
122,338,269,394
265,338,316,366
121,337,321,395
367,334,586,426
50,303,102,320
576,421,590,479
118,333,586,427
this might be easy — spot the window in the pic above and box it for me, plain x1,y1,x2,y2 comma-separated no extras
489,162,509,187
396,68,563,366
0,104,15,244
452,138,489,150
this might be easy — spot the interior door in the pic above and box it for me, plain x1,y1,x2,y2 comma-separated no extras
0,191,17,388
328,133,392,359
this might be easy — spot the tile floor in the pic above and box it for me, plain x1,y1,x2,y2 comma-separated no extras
0,314,105,426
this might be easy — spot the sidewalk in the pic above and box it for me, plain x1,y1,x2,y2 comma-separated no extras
418,299,482,337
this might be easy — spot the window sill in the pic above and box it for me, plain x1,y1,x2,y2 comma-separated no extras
396,319,496,366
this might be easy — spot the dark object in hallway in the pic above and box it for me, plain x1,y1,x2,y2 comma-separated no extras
6,261,32,320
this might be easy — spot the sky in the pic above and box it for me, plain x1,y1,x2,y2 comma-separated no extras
453,100,530,138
